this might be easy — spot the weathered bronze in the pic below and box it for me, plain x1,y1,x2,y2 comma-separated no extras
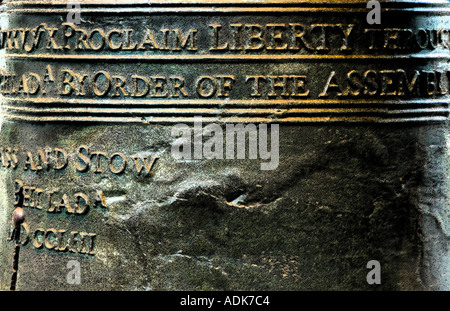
0,0,450,290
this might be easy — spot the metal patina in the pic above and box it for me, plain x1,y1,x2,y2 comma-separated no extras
0,0,450,290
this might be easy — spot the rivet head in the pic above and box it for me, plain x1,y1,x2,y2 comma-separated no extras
12,207,25,228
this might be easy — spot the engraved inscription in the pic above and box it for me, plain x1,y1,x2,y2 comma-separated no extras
15,179,107,216
0,144,159,176
1,22,449,54
2,145,160,257
2,67,449,100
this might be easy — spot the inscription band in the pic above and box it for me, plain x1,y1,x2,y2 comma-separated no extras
2,1,449,124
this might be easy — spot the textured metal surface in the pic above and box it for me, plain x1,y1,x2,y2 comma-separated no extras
0,0,450,291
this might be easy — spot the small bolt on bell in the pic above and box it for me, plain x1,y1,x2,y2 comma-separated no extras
11,207,25,229
10,192,25,291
